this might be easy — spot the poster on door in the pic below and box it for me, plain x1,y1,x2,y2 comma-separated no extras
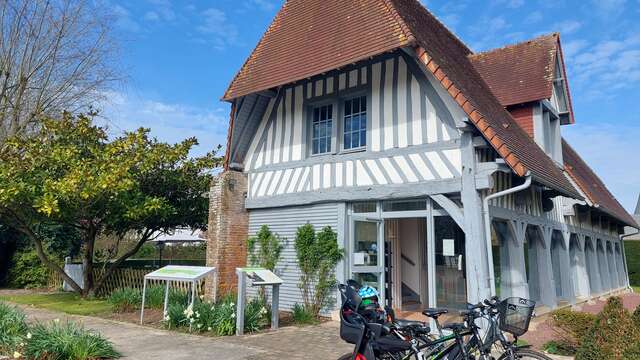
442,238,455,257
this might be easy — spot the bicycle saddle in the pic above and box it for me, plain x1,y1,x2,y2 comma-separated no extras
422,308,449,318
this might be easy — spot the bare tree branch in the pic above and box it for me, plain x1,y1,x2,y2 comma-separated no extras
0,0,120,142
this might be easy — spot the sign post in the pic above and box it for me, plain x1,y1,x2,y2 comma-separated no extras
235,267,283,335
140,265,216,324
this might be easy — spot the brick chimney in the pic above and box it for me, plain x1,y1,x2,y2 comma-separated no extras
205,170,248,299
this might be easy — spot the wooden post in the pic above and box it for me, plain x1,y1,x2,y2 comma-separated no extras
271,284,280,330
140,278,147,324
236,270,246,335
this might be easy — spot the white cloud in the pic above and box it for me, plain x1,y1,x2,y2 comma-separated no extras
562,39,589,58
246,0,276,12
195,8,239,50
492,0,525,8
552,20,582,35
112,4,141,32
525,11,543,24
98,91,229,157
566,33,640,98
146,0,176,22
563,124,640,213
467,16,511,51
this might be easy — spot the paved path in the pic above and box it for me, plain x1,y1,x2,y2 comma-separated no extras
9,304,352,360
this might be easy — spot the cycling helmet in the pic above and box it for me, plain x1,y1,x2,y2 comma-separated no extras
358,285,379,300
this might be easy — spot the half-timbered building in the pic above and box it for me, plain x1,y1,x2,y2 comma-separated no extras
206,0,638,313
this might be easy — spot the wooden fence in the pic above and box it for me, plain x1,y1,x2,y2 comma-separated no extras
49,268,206,297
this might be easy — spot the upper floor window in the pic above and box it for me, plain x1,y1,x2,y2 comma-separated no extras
343,96,367,150
312,104,333,155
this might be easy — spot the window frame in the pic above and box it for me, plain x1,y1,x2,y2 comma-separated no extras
305,83,369,158
341,94,368,152
307,99,338,157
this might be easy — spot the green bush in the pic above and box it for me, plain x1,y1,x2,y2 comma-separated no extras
291,303,317,325
7,250,50,289
247,225,284,272
576,297,638,360
295,224,343,317
108,288,141,313
0,302,28,355
162,294,269,335
543,340,576,356
549,308,597,353
24,320,119,360
244,297,270,333
624,241,640,287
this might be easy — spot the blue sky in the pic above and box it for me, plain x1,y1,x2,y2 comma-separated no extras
103,0,640,212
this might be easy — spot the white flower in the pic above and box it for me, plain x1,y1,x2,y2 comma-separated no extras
207,327,212,331
197,324,202,329
260,307,268,315
231,312,236,319
195,311,200,318
13,351,21,359
183,305,194,319
53,318,60,323
165,315,171,321
199,295,205,300
230,302,235,307
26,333,32,339
189,318,195,323
19,343,24,347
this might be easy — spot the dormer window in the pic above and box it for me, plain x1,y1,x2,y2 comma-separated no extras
551,53,570,124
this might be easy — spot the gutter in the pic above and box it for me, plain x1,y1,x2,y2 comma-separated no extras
483,174,533,296
620,228,640,290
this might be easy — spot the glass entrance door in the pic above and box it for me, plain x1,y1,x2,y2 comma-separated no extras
351,219,385,301
434,216,467,309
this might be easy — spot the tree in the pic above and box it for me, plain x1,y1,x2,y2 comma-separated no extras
247,225,284,272
294,224,343,317
0,113,219,296
0,0,119,142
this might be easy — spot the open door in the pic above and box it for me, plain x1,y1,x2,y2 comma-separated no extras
350,218,385,303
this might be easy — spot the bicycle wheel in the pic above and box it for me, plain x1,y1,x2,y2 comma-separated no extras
497,348,553,360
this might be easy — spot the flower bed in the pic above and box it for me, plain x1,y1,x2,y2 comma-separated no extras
0,302,119,359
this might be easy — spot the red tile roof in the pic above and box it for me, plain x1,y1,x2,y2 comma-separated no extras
389,0,580,198
223,0,582,200
562,139,637,227
223,0,414,101
470,35,557,107
469,34,575,124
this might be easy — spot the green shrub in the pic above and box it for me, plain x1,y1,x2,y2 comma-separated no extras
212,294,237,336
543,340,576,356
549,308,597,353
7,250,50,289
576,297,637,360
24,320,119,359
247,225,284,272
108,288,141,313
244,297,269,333
291,303,317,325
142,285,189,310
0,302,28,355
163,303,188,329
295,224,343,317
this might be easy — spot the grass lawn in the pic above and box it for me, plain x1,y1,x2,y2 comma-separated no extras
0,292,111,316
625,241,640,288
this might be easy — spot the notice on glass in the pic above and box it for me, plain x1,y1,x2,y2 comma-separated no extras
353,252,366,265
442,239,455,257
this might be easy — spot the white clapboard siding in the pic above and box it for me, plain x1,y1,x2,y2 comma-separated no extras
247,203,339,313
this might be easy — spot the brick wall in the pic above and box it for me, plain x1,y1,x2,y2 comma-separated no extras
507,104,534,137
205,170,249,299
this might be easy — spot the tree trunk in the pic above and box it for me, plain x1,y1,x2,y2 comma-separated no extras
27,227,84,293
92,230,153,296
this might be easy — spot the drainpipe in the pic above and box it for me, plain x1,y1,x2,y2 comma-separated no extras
621,228,639,290
483,173,533,296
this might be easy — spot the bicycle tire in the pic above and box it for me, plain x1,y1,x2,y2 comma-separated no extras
497,348,553,360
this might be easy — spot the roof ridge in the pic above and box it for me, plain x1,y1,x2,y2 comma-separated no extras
470,32,559,58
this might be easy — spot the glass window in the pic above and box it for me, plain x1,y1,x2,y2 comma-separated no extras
382,199,427,212
311,104,333,155
353,221,378,267
353,272,380,291
352,201,377,213
343,96,367,150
